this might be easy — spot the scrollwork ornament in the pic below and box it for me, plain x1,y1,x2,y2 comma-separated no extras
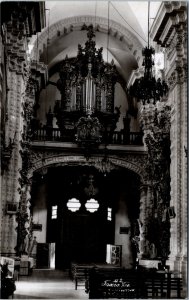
142,103,171,260
176,65,185,84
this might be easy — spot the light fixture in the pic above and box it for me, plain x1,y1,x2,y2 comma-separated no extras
85,198,99,213
128,2,168,105
67,198,81,212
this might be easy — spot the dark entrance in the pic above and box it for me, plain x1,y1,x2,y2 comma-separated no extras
46,166,115,269
31,164,140,270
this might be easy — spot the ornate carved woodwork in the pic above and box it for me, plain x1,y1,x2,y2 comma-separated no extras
53,25,122,148
141,104,171,261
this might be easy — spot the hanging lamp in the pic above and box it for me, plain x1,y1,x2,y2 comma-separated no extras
128,2,168,105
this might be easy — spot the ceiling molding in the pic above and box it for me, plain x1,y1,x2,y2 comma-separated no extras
32,15,143,61
29,154,145,182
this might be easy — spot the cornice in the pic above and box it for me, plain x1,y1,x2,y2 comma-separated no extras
32,15,143,60
150,1,187,45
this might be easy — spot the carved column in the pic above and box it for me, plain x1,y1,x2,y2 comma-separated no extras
1,59,26,255
16,63,47,255
138,184,148,258
16,182,32,255
165,24,187,276
138,101,171,262
138,102,156,150
150,2,187,280
1,2,46,257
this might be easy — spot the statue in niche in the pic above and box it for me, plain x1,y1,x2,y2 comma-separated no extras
18,229,29,255
28,236,37,256
130,219,140,262
149,243,157,259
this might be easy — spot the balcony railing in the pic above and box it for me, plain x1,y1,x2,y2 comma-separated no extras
32,128,143,146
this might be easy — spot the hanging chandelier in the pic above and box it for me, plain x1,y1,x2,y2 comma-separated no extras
128,47,168,105
128,4,168,105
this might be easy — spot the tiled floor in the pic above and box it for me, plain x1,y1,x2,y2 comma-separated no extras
14,269,88,299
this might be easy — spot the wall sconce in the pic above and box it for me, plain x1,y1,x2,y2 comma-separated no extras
85,198,99,213
67,198,81,212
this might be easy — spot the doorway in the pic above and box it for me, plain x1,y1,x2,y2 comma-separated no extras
31,164,140,269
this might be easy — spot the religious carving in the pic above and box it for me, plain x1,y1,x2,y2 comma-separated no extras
167,71,177,90
29,151,147,184
16,66,47,256
142,105,171,261
75,115,102,152
130,219,140,256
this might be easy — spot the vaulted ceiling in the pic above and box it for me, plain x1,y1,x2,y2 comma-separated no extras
32,1,161,82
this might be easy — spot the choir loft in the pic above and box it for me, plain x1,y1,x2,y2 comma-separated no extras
0,1,187,299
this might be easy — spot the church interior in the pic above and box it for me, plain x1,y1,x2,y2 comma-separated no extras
0,1,188,299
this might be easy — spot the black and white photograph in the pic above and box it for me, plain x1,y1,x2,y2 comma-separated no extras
0,1,188,299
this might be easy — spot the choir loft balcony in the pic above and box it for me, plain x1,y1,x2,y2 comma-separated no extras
32,128,143,146
32,25,144,153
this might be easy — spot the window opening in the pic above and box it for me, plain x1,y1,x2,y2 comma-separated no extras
85,198,99,213
67,198,81,212
51,205,57,219
107,207,112,221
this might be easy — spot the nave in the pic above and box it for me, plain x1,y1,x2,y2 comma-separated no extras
0,1,187,299
14,266,183,299
14,269,88,299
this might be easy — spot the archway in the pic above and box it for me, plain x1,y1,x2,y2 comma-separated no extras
30,157,143,269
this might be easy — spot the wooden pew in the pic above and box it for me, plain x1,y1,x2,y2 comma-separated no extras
87,268,182,299
87,268,147,299
145,273,182,299
70,263,94,290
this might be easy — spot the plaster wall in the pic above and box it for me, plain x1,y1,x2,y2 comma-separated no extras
114,195,133,268
32,183,48,243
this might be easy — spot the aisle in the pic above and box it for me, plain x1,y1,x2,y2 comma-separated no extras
14,269,88,299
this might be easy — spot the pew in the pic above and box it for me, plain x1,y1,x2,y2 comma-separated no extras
70,263,94,290
70,263,121,290
145,272,183,299
87,268,147,299
87,268,183,299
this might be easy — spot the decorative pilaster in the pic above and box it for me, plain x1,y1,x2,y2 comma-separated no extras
138,102,171,263
138,184,148,258
1,2,46,256
164,16,187,274
16,63,47,256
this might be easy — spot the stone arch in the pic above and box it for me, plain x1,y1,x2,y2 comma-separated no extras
28,153,147,266
32,15,143,62
28,154,146,183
